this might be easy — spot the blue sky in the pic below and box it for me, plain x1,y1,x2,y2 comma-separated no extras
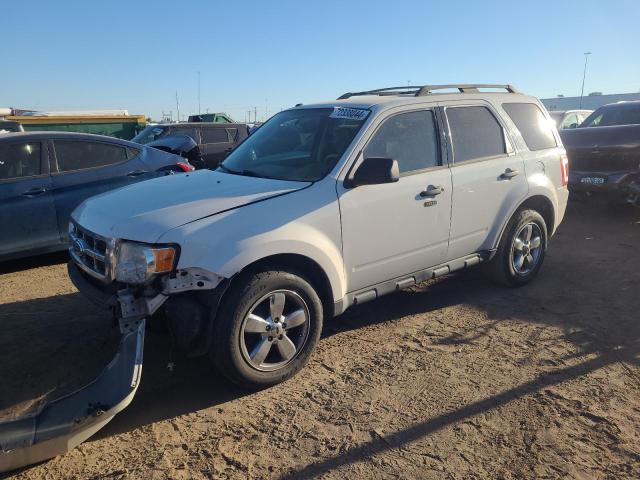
2,0,639,121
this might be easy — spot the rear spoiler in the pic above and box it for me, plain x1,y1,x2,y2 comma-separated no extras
0,322,145,473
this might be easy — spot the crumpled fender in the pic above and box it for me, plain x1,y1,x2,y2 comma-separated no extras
0,321,145,473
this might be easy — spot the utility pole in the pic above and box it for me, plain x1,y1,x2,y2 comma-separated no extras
197,71,201,114
175,91,180,123
580,52,592,109
254,106,257,123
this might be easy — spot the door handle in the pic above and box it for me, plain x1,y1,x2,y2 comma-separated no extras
500,168,519,180
419,185,444,197
127,170,147,177
21,187,46,197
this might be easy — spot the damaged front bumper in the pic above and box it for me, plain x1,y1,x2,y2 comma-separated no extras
0,321,145,473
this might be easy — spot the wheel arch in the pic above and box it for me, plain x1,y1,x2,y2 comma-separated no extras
494,194,555,253
228,253,335,319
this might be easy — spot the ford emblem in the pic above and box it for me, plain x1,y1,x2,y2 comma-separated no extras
73,238,87,255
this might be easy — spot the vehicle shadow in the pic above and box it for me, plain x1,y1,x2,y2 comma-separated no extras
282,273,640,478
0,251,68,275
93,331,249,440
281,201,640,478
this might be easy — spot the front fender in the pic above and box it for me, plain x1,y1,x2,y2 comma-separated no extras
158,184,346,302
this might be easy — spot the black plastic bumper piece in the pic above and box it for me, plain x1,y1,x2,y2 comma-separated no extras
0,321,145,473
67,261,118,309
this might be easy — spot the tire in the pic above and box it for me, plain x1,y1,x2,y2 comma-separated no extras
211,269,323,389
485,209,548,287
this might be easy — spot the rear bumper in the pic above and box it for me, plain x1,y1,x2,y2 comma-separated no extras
568,170,636,194
0,321,145,473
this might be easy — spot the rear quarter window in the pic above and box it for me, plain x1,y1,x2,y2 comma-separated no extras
502,103,557,151
55,140,128,172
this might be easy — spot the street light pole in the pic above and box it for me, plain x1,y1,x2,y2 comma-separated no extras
580,52,591,109
197,71,201,115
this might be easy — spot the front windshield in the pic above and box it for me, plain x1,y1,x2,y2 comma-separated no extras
581,104,640,127
219,107,367,182
131,125,168,144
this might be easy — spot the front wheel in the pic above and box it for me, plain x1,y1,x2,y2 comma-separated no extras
485,209,548,287
211,270,323,388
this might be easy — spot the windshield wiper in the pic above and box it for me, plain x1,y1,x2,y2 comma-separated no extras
217,164,271,179
217,164,238,174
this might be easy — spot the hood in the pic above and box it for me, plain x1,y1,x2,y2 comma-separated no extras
72,170,309,242
560,124,640,150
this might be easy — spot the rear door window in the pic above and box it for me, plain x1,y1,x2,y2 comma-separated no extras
54,141,128,172
364,110,440,173
502,103,557,150
201,127,230,144
446,106,507,163
0,142,42,180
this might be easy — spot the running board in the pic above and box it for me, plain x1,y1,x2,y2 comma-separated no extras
336,253,488,315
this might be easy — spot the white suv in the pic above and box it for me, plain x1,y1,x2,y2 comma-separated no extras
69,84,569,388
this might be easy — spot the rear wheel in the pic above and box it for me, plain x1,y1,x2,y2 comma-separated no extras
485,209,547,287
211,270,323,388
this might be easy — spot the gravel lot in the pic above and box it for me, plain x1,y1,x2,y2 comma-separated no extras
2,200,639,479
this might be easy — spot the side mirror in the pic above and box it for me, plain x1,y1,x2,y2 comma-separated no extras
349,157,399,187
567,123,579,129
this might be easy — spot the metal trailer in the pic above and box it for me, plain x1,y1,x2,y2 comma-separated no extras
6,115,147,140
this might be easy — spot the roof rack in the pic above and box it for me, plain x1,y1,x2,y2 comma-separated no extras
337,84,520,100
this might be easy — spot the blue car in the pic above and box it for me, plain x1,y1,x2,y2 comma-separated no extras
0,131,193,261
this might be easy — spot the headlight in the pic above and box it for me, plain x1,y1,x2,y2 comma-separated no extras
115,242,177,284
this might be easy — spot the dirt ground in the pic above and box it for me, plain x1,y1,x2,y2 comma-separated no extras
1,200,639,479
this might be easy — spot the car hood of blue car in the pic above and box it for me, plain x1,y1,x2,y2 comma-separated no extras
71,169,310,243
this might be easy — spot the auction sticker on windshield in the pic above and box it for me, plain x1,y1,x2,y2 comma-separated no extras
330,107,370,121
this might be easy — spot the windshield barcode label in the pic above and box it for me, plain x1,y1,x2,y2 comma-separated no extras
330,107,369,121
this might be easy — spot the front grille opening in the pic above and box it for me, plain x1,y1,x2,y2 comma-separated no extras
70,223,110,279
95,239,107,254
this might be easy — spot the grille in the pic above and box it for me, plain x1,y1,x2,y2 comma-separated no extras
69,222,113,281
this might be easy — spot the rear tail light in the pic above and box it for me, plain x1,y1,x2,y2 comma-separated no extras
177,161,195,172
560,153,569,186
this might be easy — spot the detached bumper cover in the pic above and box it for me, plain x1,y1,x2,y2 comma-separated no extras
0,321,145,473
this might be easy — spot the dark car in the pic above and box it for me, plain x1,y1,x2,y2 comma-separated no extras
131,122,249,169
0,120,23,134
0,131,193,261
560,101,640,204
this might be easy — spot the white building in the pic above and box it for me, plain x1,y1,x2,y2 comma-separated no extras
541,92,640,111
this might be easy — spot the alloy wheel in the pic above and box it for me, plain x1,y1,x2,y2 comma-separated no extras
239,290,310,372
511,222,543,275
